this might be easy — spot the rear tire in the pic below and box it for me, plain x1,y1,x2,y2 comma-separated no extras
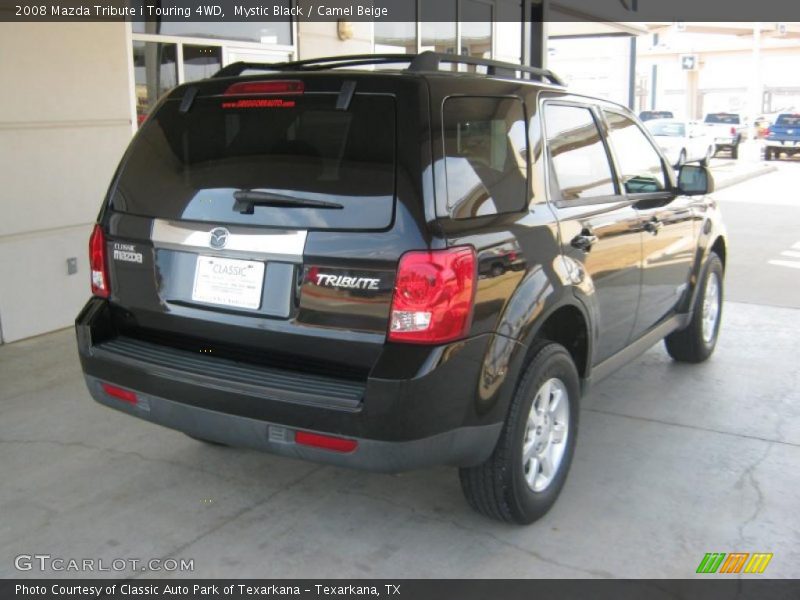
731,144,739,159
665,253,724,363
459,341,580,524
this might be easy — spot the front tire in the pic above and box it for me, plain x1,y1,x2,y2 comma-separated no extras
700,146,712,167
459,342,580,524
665,253,724,363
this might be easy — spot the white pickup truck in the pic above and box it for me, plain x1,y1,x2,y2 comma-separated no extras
704,113,748,159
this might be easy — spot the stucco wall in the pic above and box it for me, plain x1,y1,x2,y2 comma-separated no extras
0,22,134,342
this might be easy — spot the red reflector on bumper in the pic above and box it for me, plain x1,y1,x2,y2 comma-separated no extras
295,431,358,453
101,383,137,405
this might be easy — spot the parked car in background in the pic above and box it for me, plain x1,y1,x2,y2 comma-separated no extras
764,113,800,160
704,113,747,159
645,118,715,167
639,110,674,122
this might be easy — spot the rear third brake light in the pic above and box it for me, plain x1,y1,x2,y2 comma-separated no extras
223,80,304,96
89,224,109,298
389,246,477,345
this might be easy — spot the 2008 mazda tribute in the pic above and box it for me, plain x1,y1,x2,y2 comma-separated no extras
76,52,727,524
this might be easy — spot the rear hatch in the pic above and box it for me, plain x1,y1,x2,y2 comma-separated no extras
99,73,429,380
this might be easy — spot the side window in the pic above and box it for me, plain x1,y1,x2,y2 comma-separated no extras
604,111,667,194
443,97,528,219
543,104,616,202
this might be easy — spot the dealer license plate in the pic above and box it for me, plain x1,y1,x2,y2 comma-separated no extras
192,256,264,310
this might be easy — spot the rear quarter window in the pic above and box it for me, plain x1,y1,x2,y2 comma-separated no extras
442,96,528,219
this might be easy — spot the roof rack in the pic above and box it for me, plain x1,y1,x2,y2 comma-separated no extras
212,51,565,87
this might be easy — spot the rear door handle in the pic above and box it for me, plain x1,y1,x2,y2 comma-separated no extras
571,232,598,252
644,217,663,234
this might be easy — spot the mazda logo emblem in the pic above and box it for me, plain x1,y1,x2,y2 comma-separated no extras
208,227,230,250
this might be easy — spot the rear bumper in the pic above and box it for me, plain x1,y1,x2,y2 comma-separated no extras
76,298,511,472
85,375,500,472
713,138,738,147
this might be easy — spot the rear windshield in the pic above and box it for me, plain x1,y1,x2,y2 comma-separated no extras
646,121,685,137
111,93,396,230
775,114,800,126
704,113,740,125
640,111,673,121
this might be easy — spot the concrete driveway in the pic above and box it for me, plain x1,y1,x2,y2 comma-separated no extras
2,164,799,579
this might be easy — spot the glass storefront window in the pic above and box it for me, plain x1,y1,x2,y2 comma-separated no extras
130,0,292,45
375,22,417,54
133,21,292,46
422,0,457,69
183,45,222,82
461,0,493,60
132,41,177,126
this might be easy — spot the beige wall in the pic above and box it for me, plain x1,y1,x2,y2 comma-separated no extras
296,19,374,59
0,22,134,342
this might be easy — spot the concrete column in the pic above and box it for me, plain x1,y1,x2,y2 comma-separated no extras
0,22,134,342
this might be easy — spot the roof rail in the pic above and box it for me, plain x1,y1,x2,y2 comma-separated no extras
213,54,416,78
212,51,565,87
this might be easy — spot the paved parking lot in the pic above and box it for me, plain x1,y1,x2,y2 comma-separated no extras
2,163,799,579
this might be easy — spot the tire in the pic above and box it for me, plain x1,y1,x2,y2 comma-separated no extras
731,144,739,159
665,253,724,363
765,148,772,161
700,146,712,167
459,341,580,524
675,149,687,168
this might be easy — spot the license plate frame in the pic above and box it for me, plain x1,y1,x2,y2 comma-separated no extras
191,255,265,310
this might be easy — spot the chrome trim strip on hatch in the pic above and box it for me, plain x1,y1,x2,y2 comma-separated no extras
151,219,307,262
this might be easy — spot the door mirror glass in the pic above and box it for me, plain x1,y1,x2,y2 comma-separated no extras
677,164,714,195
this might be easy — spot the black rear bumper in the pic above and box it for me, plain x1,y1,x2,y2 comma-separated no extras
76,298,511,472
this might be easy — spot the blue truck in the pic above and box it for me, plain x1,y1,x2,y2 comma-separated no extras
765,113,800,160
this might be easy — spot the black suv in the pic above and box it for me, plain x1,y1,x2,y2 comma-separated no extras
76,52,727,524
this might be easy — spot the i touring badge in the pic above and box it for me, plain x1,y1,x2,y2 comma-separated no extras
112,243,143,264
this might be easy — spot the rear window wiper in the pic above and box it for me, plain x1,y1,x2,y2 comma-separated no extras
233,190,343,213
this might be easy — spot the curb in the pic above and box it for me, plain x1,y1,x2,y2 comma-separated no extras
714,164,778,191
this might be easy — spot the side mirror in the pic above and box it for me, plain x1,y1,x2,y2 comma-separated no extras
677,164,715,195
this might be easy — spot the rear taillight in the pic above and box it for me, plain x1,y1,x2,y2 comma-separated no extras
89,224,109,298
389,246,476,345
730,126,737,135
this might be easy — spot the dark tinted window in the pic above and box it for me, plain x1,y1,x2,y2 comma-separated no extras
112,94,396,230
775,114,800,126
443,97,528,218
604,111,666,194
639,110,673,121
705,113,740,125
544,104,615,201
